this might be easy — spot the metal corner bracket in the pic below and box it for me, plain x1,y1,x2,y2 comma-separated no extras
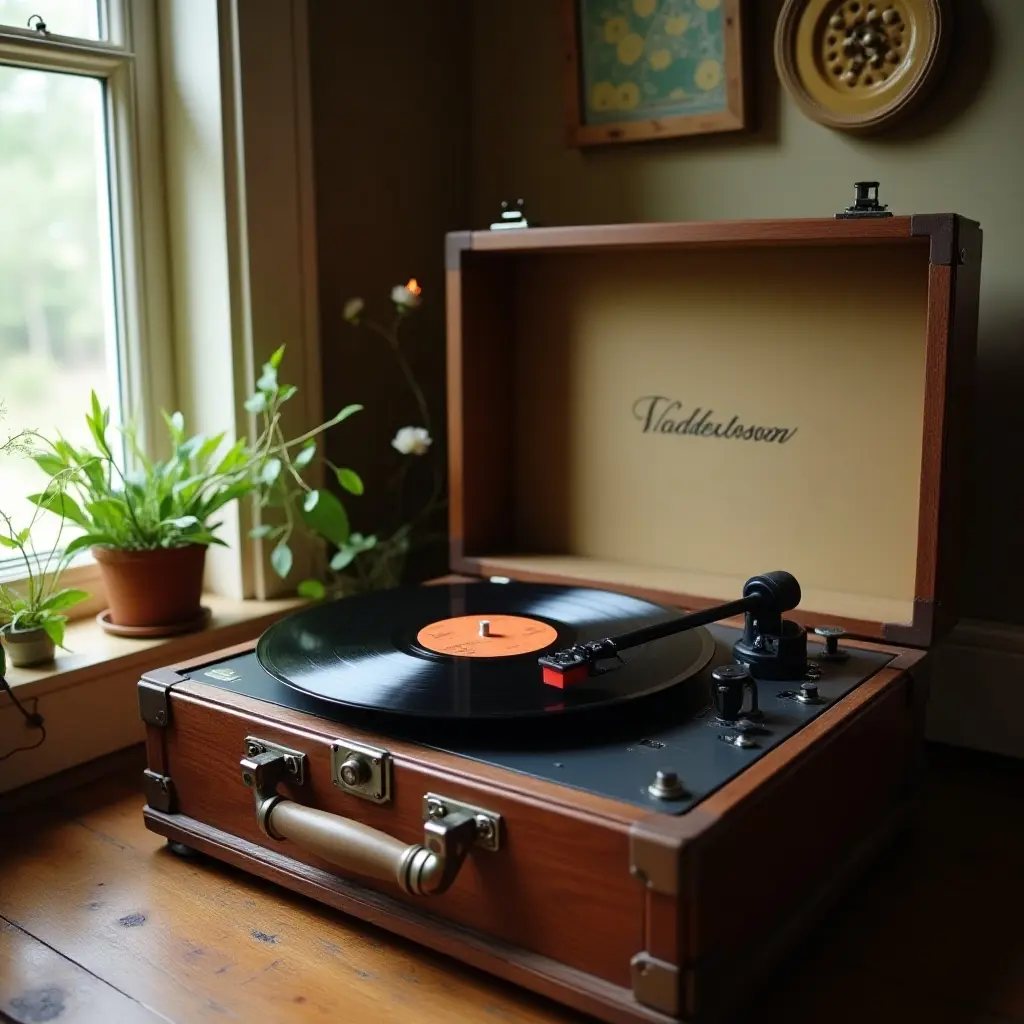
143,770,176,813
631,953,680,1016
629,826,681,897
138,678,172,728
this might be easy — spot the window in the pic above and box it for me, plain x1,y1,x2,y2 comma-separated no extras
0,0,170,581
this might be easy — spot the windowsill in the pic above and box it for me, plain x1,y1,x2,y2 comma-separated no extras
4,592,305,700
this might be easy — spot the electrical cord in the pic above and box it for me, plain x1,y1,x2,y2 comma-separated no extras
0,672,47,762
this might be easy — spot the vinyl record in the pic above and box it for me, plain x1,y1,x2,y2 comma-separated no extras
256,581,714,720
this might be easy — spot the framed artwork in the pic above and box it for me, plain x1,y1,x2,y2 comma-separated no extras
564,0,748,147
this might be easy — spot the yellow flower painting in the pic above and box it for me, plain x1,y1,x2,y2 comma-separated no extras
695,59,723,91
591,81,617,111
616,33,645,66
616,82,641,109
603,16,628,44
649,48,673,71
580,0,730,126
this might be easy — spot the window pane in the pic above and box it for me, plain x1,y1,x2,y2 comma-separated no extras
0,65,121,564
0,0,102,40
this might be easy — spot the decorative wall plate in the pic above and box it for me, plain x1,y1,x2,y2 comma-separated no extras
775,0,950,132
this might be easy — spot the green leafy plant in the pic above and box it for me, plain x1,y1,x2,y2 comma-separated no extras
299,279,446,599
0,487,88,650
27,347,365,583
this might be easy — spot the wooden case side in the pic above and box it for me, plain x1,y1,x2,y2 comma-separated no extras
446,256,517,565
883,215,981,646
154,680,648,990
628,653,927,1019
465,216,919,254
685,664,924,1021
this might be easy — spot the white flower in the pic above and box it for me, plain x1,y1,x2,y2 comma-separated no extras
343,297,364,322
391,278,422,310
391,426,432,456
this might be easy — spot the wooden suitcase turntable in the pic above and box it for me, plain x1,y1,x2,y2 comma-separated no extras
138,185,982,1023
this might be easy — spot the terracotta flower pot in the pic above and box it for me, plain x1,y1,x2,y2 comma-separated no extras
1,626,55,667
92,544,208,628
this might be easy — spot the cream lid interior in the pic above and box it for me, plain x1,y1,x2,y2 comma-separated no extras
470,242,930,628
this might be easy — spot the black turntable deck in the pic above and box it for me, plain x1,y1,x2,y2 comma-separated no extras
182,580,894,814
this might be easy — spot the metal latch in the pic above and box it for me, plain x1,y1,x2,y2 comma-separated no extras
835,180,893,219
331,740,391,804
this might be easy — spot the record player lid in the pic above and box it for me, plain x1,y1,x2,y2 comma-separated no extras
444,208,982,648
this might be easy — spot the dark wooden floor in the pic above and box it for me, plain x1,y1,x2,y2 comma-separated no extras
1,744,1022,1023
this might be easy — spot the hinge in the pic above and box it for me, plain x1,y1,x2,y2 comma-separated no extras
138,670,179,728
142,770,176,813
489,198,533,230
630,953,679,1016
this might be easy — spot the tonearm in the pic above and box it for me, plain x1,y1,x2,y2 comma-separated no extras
538,571,808,687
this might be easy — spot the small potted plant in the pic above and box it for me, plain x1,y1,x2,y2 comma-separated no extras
27,347,365,634
0,489,88,667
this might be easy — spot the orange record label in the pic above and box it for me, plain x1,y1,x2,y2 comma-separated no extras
417,615,558,658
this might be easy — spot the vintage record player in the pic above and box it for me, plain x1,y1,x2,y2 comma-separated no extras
138,187,982,1023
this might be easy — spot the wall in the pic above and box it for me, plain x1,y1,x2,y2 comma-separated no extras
470,0,1024,630
302,1,1022,756
307,1,470,580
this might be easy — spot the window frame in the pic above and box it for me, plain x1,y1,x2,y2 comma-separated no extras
0,0,174,612
0,0,324,796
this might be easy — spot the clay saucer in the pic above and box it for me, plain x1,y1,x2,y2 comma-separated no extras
97,606,211,639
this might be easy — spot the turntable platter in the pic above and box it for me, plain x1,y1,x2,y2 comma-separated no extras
255,581,714,720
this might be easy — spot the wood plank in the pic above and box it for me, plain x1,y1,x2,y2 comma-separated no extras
142,810,673,1024
0,776,586,1024
0,916,164,1024
4,744,1024,1024
0,744,145,815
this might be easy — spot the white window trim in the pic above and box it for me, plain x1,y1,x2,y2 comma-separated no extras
1,0,323,793
0,0,175,604
159,0,324,601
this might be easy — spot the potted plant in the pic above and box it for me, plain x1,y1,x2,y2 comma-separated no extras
27,347,364,633
295,279,447,600
0,489,88,667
